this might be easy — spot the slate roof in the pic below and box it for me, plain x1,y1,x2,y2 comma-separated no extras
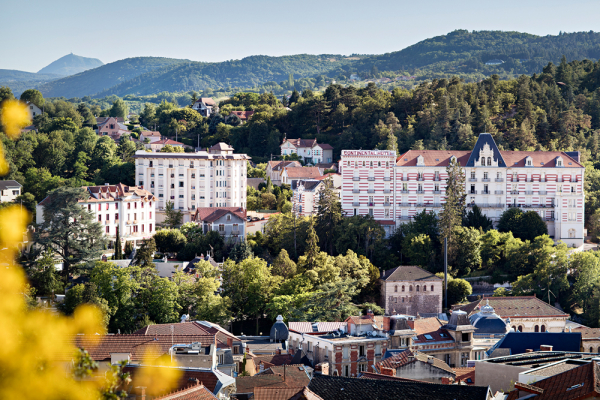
268,161,302,171
381,266,442,282
249,354,294,372
453,296,569,318
195,98,216,106
298,180,322,191
488,332,582,355
283,167,323,179
506,361,600,400
68,334,216,362
153,383,218,400
0,180,22,190
376,350,455,375
465,132,506,167
502,150,583,168
253,387,302,400
359,372,428,383
192,207,246,223
282,138,317,148
308,374,491,400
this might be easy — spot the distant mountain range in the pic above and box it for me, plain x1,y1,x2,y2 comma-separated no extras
3,30,600,99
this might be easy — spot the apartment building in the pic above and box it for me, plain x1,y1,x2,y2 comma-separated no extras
36,183,155,250
340,133,585,247
133,142,250,223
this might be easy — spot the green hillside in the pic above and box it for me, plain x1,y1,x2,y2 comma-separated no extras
36,57,190,98
94,54,351,97
37,53,104,76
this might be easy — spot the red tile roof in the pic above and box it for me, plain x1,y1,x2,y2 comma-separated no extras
282,138,317,148
141,130,161,137
573,327,600,340
396,150,471,167
376,350,455,375
268,161,302,171
68,334,216,362
283,167,322,179
317,143,333,150
39,183,154,206
506,360,599,400
153,139,185,145
230,110,255,120
452,367,475,385
236,365,310,394
192,207,246,223
453,296,569,318
153,382,218,400
501,150,583,168
134,321,238,346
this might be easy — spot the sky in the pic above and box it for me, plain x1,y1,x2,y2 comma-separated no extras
2,0,600,72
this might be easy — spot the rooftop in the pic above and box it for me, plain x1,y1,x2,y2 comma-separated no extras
483,351,597,367
288,321,347,334
376,349,455,375
381,265,442,282
453,296,569,319
283,167,323,179
0,180,22,190
192,207,246,223
487,332,582,356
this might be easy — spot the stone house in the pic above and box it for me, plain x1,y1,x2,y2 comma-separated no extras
266,160,302,185
192,207,246,240
380,265,443,316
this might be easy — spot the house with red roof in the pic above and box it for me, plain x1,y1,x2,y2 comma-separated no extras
280,167,323,188
140,130,162,143
280,138,333,164
340,132,585,247
229,110,255,123
266,160,302,185
96,116,129,140
146,138,186,152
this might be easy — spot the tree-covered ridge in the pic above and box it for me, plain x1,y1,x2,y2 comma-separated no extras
36,57,191,99
92,54,353,98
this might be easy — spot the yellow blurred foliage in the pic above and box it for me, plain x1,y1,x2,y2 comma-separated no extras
1,99,30,138
135,351,182,396
0,101,180,399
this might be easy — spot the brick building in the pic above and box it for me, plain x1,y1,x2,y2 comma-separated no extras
340,133,585,248
380,265,443,317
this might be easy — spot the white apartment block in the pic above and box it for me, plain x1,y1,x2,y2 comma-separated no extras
134,142,250,223
36,183,155,250
340,133,585,247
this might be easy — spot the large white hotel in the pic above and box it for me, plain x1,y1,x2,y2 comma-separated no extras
340,133,585,247
133,143,250,223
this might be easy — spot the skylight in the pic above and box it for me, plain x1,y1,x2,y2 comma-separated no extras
424,334,434,340
440,333,448,338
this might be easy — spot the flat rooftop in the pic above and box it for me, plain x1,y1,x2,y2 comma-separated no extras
483,351,598,367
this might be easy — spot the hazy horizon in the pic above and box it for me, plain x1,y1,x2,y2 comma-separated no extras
2,0,600,72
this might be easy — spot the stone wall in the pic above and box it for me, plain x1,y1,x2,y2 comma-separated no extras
383,280,443,316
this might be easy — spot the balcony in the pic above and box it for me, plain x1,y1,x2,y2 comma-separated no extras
418,178,424,181
433,190,441,194
368,189,375,193
232,230,240,235
397,216,412,220
495,190,504,195
352,202,360,206
353,177,360,181
150,174,155,177
545,217,556,221
384,177,391,181
539,190,547,195
384,189,391,193
469,190,478,194
482,178,490,182
481,191,490,195
417,190,425,194
469,178,477,182
383,202,391,207
510,191,519,195
470,203,505,208
368,177,375,181
495,178,504,182
525,191,534,195
169,165,173,168
434,177,441,181
352,189,360,193
368,203,374,207
401,189,409,194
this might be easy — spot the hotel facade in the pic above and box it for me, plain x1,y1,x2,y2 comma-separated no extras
340,133,584,247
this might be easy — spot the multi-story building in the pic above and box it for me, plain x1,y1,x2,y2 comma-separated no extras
292,175,342,217
133,142,250,223
380,265,443,317
280,138,333,164
36,183,155,250
192,207,246,240
340,133,585,247
266,160,301,185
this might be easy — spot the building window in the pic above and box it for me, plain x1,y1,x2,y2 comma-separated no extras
534,325,539,332
431,285,434,291
106,214,109,221
423,285,427,292
88,204,91,211
471,171,475,179
518,326,523,332
402,285,405,292
541,325,546,332
219,224,225,232
487,157,492,166
416,285,419,292
358,364,367,372
344,365,349,377
359,345,365,357
409,285,413,292
98,215,101,222
105,226,109,234
394,286,398,293
149,224,152,232
115,213,119,220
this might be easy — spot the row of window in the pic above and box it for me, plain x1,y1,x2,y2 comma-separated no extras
97,212,152,222
105,224,152,234
394,284,434,293
146,160,233,168
88,202,151,212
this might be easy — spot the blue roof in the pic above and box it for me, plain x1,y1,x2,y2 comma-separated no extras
465,133,506,167
488,332,581,356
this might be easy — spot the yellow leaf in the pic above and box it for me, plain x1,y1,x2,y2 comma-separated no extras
1,99,30,139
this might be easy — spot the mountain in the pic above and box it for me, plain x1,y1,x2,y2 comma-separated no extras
37,53,104,76
36,57,190,99
21,30,600,99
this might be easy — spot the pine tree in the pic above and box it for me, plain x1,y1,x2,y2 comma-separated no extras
304,217,320,271
438,157,466,257
114,227,123,260
315,178,343,255
124,241,134,258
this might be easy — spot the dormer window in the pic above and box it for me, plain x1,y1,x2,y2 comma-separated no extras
487,157,492,166
556,157,563,167
525,156,533,167
417,155,425,166
450,155,457,164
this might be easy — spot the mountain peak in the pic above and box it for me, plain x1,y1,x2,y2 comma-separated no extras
37,54,104,76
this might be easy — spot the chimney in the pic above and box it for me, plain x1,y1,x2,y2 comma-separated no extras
540,345,553,351
525,349,533,353
380,367,395,377
427,356,434,364
136,387,146,400
367,309,374,318
441,377,451,385
276,347,281,355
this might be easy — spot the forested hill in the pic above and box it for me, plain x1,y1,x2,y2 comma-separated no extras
36,57,191,99
347,30,600,80
24,30,600,99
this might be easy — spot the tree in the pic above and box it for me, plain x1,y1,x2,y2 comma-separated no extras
228,240,254,263
315,177,343,255
114,228,123,260
438,157,466,256
27,248,62,296
160,144,184,153
450,226,482,276
304,218,320,271
436,273,472,306
271,249,297,278
292,279,360,321
109,99,128,119
19,89,44,108
134,238,157,268
463,205,493,231
164,201,183,228
124,241,134,258
402,233,433,269
34,187,106,283
153,229,187,254
498,208,548,242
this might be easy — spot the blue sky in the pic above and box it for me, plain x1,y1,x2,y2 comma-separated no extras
2,0,600,72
